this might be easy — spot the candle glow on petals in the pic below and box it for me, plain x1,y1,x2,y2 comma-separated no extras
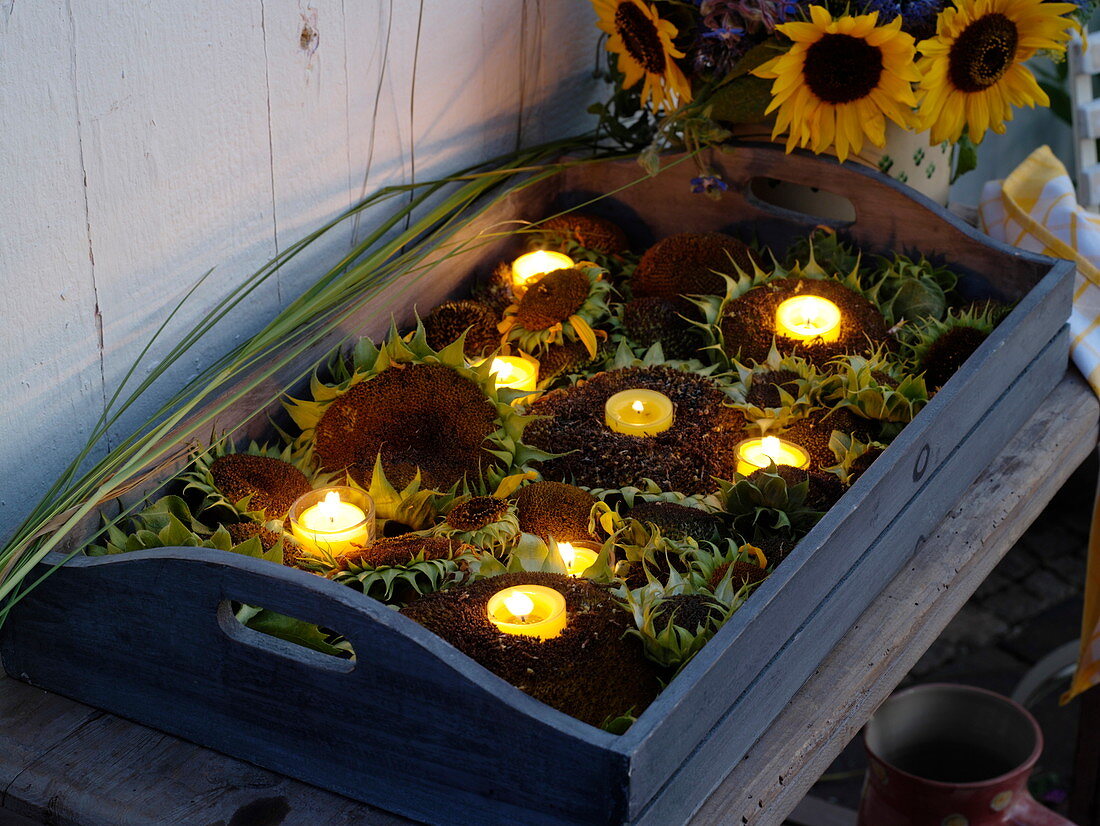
479,354,539,404
557,541,599,578
511,250,574,289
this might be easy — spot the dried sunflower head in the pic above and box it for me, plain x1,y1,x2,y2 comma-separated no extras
615,558,746,671
632,232,762,299
618,296,702,361
430,495,521,555
513,481,599,544
821,350,928,441
533,213,629,256
422,300,501,359
180,439,319,523
627,501,723,542
727,344,825,431
691,540,770,594
903,302,1009,390
500,264,611,357
284,323,552,494
326,534,469,604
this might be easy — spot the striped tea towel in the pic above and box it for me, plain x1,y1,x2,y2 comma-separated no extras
979,144,1100,704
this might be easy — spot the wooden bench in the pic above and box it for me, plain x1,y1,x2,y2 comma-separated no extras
1,368,1096,826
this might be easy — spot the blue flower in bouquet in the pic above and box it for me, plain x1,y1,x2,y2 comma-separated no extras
899,0,945,41
690,0,801,78
860,0,946,40
690,175,729,195
700,0,795,36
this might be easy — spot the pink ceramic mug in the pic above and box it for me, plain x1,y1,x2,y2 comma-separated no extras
858,683,1074,826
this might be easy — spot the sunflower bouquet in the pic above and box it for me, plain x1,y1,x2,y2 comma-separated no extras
591,0,1089,181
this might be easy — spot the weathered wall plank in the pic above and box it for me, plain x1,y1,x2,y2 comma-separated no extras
0,1,601,541
0,1,105,535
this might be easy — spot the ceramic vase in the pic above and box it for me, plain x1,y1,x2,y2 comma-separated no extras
858,683,1073,826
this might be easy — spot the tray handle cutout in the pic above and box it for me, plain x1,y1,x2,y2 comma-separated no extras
216,599,356,673
714,144,964,250
748,176,856,224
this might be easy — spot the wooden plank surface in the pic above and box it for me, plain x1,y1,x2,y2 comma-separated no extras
691,368,1100,825
2,369,1094,826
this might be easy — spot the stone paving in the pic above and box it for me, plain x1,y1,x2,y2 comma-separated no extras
803,452,1096,817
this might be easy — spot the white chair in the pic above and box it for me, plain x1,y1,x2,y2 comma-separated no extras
1069,32,1100,211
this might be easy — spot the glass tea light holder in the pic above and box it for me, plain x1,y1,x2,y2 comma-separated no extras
289,486,376,558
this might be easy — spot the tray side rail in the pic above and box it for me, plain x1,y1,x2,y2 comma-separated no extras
0,549,626,826
633,325,1069,824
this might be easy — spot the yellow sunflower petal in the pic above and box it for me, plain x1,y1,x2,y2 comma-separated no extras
916,0,1075,142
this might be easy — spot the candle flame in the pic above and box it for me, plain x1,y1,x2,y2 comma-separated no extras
318,490,341,523
558,542,575,568
762,436,782,460
512,250,574,287
631,400,645,413
490,358,515,383
503,590,535,618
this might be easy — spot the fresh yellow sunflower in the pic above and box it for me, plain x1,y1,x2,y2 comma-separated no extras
594,0,692,112
916,0,1078,144
753,6,920,162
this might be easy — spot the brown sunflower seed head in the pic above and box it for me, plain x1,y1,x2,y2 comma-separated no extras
423,300,500,359
633,232,760,299
446,496,510,531
652,593,725,634
209,454,311,518
513,481,598,543
313,363,496,490
515,267,591,331
336,535,457,570
538,213,629,255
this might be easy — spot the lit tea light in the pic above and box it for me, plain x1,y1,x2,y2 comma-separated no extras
735,435,811,477
511,250,574,290
775,296,841,343
487,355,538,394
604,389,674,436
486,585,567,639
289,486,375,558
557,541,599,578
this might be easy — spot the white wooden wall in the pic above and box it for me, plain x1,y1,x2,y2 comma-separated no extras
0,1,600,539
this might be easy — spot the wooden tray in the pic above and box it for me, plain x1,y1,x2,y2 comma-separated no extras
0,145,1074,825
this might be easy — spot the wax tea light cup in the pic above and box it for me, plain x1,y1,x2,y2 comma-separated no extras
735,435,811,476
469,354,541,405
289,487,376,559
486,585,567,640
510,250,574,292
556,541,600,578
487,356,537,391
776,295,841,343
604,389,674,436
